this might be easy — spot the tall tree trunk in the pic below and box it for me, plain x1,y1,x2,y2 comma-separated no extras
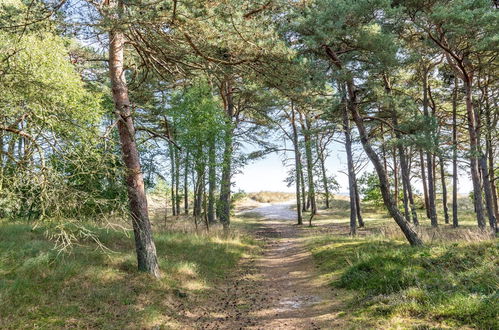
420,150,430,218
353,177,364,227
207,135,217,224
393,146,399,205
481,85,498,232
385,76,418,225
486,105,499,223
464,80,487,229
175,147,180,216
0,131,3,192
194,159,205,219
169,144,176,216
439,157,450,224
291,102,303,225
423,71,438,227
341,85,357,235
219,79,234,230
302,117,317,215
479,155,497,232
317,139,330,209
452,78,459,228
438,157,449,223
300,156,307,212
184,152,189,215
381,123,388,174
109,22,160,277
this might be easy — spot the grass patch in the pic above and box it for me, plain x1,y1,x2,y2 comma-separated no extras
0,218,257,329
309,235,498,328
247,191,295,203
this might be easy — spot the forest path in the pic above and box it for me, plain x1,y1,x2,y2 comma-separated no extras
194,202,346,329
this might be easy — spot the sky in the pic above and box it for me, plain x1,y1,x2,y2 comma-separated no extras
233,141,474,195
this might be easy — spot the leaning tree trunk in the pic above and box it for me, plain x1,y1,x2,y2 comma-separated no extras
346,80,422,246
291,102,303,225
452,78,459,227
322,45,422,245
109,25,160,277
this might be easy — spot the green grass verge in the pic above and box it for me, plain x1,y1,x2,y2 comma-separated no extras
0,219,257,329
308,235,498,328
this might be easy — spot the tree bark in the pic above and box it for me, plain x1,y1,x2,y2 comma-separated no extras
353,177,364,227
322,45,422,245
317,138,330,209
482,85,498,232
420,150,430,219
184,152,189,215
300,156,307,212
219,79,234,230
302,116,317,215
452,78,459,227
346,80,422,245
486,105,499,223
109,24,160,277
464,80,487,229
385,75,418,225
291,102,303,225
341,87,357,235
194,153,205,220
393,146,399,205
169,144,176,216
439,157,450,224
423,70,438,227
207,135,217,224
174,147,180,216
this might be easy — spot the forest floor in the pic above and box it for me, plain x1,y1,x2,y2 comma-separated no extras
1,196,496,329
191,197,497,329
193,201,348,329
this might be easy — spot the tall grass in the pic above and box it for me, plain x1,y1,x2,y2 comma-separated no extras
0,219,257,329
307,199,499,329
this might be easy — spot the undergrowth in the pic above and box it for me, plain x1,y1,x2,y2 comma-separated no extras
0,219,257,329
309,235,498,328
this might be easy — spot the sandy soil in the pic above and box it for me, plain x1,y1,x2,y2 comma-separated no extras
194,201,347,329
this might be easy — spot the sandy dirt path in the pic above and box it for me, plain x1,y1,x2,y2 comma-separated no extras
195,201,346,329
